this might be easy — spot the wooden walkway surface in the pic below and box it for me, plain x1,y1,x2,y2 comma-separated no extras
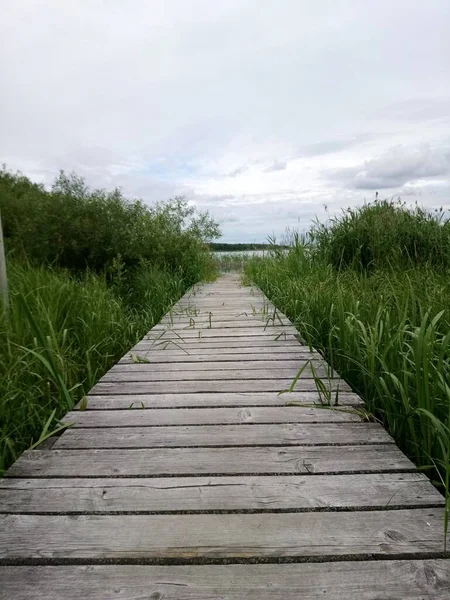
0,273,449,598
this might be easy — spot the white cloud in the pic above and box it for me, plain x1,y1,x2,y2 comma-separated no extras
1,0,449,241
264,160,287,173
327,145,450,190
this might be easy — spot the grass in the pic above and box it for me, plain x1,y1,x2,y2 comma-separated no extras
0,168,220,474
0,261,197,474
245,200,450,537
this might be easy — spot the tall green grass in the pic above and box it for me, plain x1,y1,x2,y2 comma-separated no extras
246,200,450,519
311,198,450,271
0,262,192,474
0,168,219,474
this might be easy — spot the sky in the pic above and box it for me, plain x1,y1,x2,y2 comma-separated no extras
1,1,449,242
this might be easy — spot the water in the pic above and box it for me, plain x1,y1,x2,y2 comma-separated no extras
213,250,268,257
213,250,268,273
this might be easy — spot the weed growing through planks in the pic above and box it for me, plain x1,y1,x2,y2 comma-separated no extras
78,397,89,411
278,361,311,395
129,401,146,409
131,354,151,364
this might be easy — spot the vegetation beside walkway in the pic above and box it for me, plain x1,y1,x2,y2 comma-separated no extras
246,200,450,512
0,168,219,474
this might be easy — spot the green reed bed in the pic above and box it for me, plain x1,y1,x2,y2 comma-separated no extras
0,168,219,474
246,200,450,528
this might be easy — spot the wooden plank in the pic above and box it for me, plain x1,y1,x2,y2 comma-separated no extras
0,474,443,514
80,391,364,409
109,360,329,372
143,328,298,338
5,445,415,477
159,315,292,324
153,316,290,324
90,379,351,394
179,293,266,297
133,339,303,350
118,352,324,364
188,287,256,291
178,300,268,304
173,299,282,305
176,302,271,309
154,320,293,329
53,423,392,449
180,288,262,293
175,294,264,299
98,368,334,383
1,561,450,600
128,344,311,354
166,309,290,318
0,509,447,560
152,325,294,332
63,406,362,427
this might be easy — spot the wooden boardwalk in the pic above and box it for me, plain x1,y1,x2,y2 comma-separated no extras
0,273,449,598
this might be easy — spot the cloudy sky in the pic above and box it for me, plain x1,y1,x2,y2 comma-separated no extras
1,1,449,242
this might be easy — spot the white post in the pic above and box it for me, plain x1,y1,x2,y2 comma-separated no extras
0,210,9,314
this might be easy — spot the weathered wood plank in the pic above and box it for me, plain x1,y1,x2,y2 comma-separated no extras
90,379,351,394
129,343,310,354
0,509,447,560
179,292,265,297
170,292,262,297
166,309,289,319
98,367,334,382
154,320,293,329
0,474,443,514
111,359,327,371
143,328,298,338
175,304,272,311
1,561,449,600
173,297,276,301
118,352,322,364
159,313,291,321
80,391,364,409
54,423,391,449
153,322,293,329
63,406,361,427
133,339,303,350
5,445,415,477
168,304,285,311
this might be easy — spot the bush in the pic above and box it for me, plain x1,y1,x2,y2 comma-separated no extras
0,167,220,474
0,167,219,281
246,201,450,517
311,199,450,271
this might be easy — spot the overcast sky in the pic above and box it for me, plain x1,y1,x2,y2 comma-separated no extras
1,1,449,242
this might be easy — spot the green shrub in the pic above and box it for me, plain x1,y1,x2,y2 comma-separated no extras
0,168,219,281
311,199,450,271
246,201,450,517
0,167,220,473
